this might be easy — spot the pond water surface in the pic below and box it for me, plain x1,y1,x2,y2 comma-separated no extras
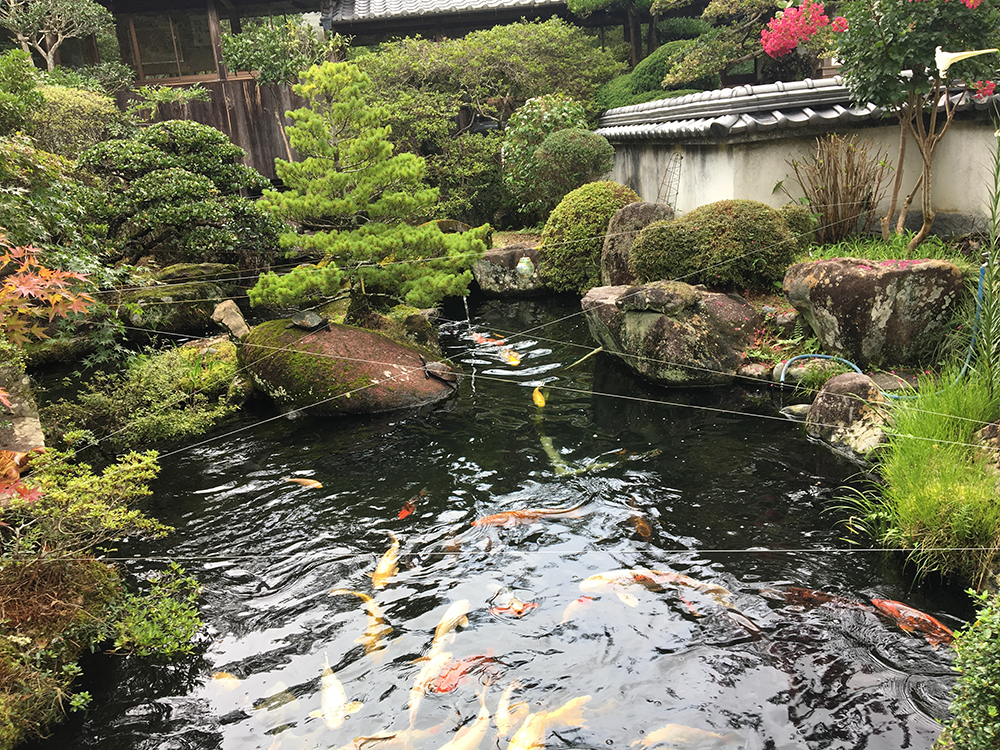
29,296,968,750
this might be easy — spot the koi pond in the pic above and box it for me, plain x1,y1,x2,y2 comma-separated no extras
29,295,968,750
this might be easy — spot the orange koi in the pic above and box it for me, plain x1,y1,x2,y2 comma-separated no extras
872,598,955,648
397,488,426,520
430,654,501,693
284,477,323,489
629,514,652,540
472,332,506,346
472,501,586,528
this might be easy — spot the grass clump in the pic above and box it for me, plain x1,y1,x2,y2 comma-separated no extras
839,369,1000,585
794,231,975,275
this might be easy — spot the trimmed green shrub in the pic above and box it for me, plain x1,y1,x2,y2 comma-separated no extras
596,40,721,111
945,589,1000,750
78,120,280,267
502,93,588,216
533,128,615,213
779,202,818,250
27,85,135,157
629,199,800,291
656,17,712,42
44,61,135,95
538,180,639,293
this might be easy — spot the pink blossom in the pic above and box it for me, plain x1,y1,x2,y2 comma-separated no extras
974,79,996,100
761,0,843,58
963,0,984,8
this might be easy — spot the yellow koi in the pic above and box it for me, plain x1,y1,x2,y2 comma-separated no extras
500,349,521,366
329,589,394,662
544,695,590,729
210,671,241,691
432,599,470,651
579,569,733,609
532,387,545,407
371,531,400,589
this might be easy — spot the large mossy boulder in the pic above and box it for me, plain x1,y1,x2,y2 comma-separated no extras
629,199,804,290
601,201,674,287
581,281,762,386
783,257,964,368
472,244,549,297
239,320,457,415
538,180,640,294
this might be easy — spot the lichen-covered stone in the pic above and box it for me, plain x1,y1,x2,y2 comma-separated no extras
581,281,762,386
238,320,455,415
784,258,963,368
472,244,549,297
806,372,888,461
601,201,674,287
120,281,229,335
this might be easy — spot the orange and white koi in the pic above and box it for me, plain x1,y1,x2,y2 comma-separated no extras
500,349,521,366
872,598,955,648
559,595,595,623
489,595,539,619
431,654,500,693
409,648,452,729
371,532,400,589
579,568,733,609
473,501,586,528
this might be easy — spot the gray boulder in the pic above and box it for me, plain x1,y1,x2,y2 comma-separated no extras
119,264,243,337
0,362,44,453
806,372,888,461
239,320,457,415
784,258,963,368
601,201,674,287
472,244,549,297
581,281,762,386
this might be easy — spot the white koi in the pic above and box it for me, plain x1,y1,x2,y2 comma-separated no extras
409,648,452,728
630,723,746,748
496,679,527,737
436,686,490,750
431,599,470,652
310,655,363,730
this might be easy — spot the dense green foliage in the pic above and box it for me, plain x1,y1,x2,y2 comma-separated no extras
252,61,489,312
431,131,516,228
0,449,201,744
78,120,280,268
538,180,639,293
0,0,114,72
533,128,615,213
945,589,1000,750
596,40,720,110
221,15,346,86
43,61,135,95
0,49,43,136
41,342,243,454
630,199,800,290
655,0,782,87
27,85,135,157
502,94,588,217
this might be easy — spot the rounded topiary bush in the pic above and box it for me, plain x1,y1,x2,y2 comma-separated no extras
533,128,615,213
538,180,639,293
779,202,817,250
629,199,799,291
28,85,135,157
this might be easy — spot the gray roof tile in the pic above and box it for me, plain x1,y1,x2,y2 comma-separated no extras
595,76,995,142
328,0,565,22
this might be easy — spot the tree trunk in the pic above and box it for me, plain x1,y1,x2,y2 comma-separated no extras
627,5,642,69
647,13,659,55
881,106,911,240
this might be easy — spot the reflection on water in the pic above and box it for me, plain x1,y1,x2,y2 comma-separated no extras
28,296,964,750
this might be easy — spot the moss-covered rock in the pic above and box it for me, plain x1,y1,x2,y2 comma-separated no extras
239,320,456,415
538,180,640,294
629,199,801,291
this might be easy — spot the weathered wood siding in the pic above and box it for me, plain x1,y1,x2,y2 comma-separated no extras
117,78,302,181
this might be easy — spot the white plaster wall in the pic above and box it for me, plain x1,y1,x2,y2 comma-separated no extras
607,119,996,228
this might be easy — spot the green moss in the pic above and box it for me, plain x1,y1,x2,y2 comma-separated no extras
629,199,800,291
538,180,640,293
595,40,721,110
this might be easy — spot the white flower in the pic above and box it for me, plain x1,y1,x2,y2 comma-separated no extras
935,46,998,78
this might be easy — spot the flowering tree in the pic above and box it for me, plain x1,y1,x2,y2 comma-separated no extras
765,0,1000,250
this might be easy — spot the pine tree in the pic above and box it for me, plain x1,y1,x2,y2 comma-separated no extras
249,61,490,312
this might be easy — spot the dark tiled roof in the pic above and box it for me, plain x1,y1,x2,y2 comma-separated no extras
328,0,564,23
595,76,997,142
